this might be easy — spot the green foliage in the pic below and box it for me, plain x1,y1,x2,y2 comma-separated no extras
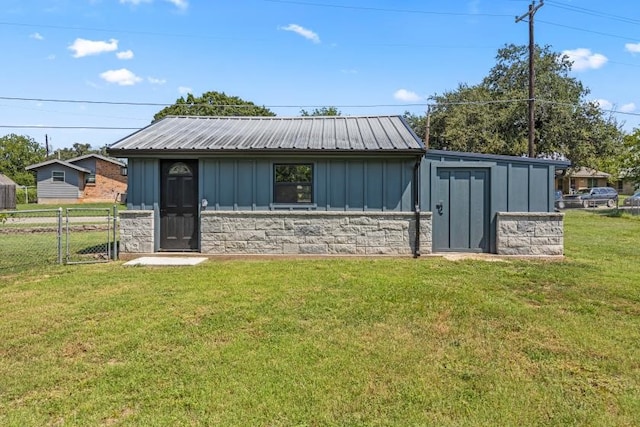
402,111,427,140
14,187,37,204
409,44,624,167
0,134,46,185
274,164,312,183
618,128,640,187
153,91,276,122
300,106,341,116
54,142,107,160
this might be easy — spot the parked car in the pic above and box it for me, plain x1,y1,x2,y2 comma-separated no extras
563,187,618,208
623,191,640,207
554,190,565,210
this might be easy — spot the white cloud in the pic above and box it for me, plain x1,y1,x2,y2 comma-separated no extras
595,99,613,110
620,103,636,113
625,43,640,54
69,38,118,58
116,50,134,60
166,0,188,10
394,89,422,102
279,24,320,44
178,86,192,95
47,54,56,60
148,77,167,85
562,48,608,71
99,68,143,86
30,32,44,40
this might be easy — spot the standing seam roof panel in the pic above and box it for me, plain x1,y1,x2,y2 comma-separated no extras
108,115,425,152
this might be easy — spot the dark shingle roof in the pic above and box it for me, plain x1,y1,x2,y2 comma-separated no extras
25,159,91,173
108,115,425,156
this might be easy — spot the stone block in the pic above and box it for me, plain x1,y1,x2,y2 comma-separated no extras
299,244,328,254
328,244,357,254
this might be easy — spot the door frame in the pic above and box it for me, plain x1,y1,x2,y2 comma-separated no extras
159,159,200,252
430,162,495,253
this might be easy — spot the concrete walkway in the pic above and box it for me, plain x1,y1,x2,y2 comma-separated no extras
123,256,208,266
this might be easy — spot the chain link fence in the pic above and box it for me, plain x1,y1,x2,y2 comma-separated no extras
0,207,119,274
621,197,640,216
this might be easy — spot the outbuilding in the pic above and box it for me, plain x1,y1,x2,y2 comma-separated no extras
0,173,17,210
108,115,569,256
25,154,128,204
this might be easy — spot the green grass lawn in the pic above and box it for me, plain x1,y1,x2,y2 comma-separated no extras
1,210,639,426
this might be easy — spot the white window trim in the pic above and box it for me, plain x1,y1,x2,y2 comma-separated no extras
52,170,65,183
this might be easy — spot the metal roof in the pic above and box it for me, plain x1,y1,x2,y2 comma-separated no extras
426,149,572,168
108,115,425,156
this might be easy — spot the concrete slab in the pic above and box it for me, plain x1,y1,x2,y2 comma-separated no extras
123,256,208,266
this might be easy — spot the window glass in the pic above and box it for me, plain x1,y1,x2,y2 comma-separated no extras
86,173,96,184
52,171,64,182
274,164,313,203
169,162,192,176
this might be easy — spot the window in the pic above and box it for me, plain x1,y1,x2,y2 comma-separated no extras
274,164,313,204
85,173,96,184
587,178,598,188
52,171,64,182
617,180,623,191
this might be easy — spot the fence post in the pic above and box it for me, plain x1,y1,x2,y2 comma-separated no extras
57,207,63,264
112,205,118,260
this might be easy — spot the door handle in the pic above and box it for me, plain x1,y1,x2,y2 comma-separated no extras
436,200,444,215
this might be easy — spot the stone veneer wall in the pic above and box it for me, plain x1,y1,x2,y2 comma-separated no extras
119,210,154,253
201,211,432,256
496,212,564,256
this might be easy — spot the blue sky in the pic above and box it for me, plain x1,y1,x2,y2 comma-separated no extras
1,0,639,151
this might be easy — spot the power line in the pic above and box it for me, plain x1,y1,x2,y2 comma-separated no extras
538,19,639,42
0,125,141,130
545,1,640,26
2,98,638,133
262,0,512,17
0,95,432,108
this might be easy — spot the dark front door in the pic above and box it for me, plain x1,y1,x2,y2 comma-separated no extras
160,160,198,251
433,168,489,253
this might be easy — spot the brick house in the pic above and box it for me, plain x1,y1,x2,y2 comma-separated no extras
26,154,128,204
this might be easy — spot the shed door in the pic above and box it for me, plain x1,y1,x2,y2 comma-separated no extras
160,160,198,251
433,168,489,253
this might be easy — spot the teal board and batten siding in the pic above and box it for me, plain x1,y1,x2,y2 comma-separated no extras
421,152,558,213
421,150,563,253
34,164,83,200
126,157,415,212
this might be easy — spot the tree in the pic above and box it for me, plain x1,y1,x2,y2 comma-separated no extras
617,128,640,188
0,134,46,186
409,44,623,168
153,91,275,122
300,106,341,116
55,143,95,160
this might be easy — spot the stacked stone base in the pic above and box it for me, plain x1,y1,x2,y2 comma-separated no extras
496,212,564,256
119,210,154,253
201,211,431,256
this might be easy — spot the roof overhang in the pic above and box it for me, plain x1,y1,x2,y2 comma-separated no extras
426,149,572,168
25,159,92,173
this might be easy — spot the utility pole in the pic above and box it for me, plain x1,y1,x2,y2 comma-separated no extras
424,105,431,151
45,134,50,157
516,0,544,158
